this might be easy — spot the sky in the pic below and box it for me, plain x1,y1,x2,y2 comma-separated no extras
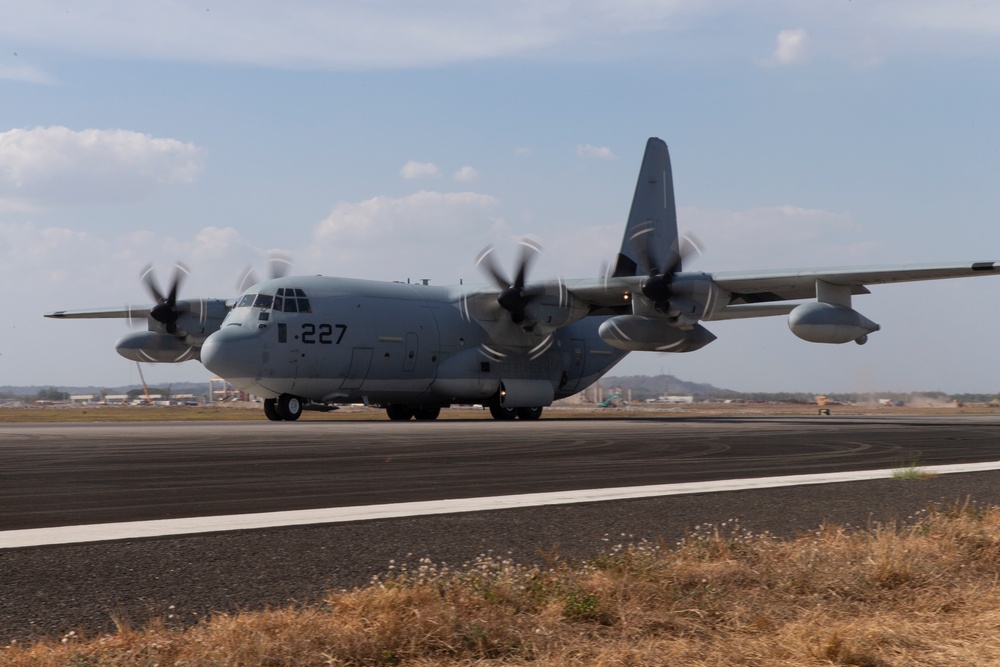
2,0,1000,394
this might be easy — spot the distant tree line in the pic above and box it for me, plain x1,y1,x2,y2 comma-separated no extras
34,388,70,402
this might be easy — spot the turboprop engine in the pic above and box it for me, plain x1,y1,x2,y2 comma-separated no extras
787,302,880,345
598,315,716,352
115,330,198,363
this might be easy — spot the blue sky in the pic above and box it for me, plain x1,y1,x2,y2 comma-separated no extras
3,1,1000,393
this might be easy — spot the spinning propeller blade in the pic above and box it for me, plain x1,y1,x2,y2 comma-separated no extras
476,237,544,325
141,262,190,335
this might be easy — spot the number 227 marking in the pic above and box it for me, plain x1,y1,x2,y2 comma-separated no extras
301,323,347,344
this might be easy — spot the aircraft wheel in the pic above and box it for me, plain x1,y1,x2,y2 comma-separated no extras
489,404,518,421
386,404,414,421
516,406,543,420
263,398,283,421
414,406,441,421
277,394,303,421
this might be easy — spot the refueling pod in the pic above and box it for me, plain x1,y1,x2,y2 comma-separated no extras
787,302,880,345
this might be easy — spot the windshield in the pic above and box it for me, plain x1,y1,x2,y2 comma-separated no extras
227,288,310,325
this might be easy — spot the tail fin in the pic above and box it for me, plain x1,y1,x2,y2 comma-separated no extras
612,137,680,277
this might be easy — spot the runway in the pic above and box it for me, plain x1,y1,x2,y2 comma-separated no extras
4,414,1000,640
4,414,1000,531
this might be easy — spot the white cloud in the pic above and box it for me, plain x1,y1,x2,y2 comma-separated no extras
680,204,876,271
190,226,255,262
577,144,617,160
0,126,204,208
315,191,499,241
3,2,1000,71
514,147,532,157
0,222,255,298
0,1,698,70
453,165,480,182
400,160,441,180
761,28,809,67
883,2,1000,36
0,63,57,85
312,190,501,280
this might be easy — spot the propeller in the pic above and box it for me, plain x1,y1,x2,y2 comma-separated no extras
236,250,294,294
633,226,702,305
140,262,190,335
475,237,544,325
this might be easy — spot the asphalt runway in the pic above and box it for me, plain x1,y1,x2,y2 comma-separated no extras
4,414,1000,640
4,414,1000,531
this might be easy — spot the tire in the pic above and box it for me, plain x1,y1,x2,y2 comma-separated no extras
277,394,303,421
263,398,283,421
386,404,414,421
489,404,518,421
414,406,441,421
516,406,543,420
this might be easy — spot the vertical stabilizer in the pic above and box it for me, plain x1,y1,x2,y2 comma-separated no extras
612,138,680,277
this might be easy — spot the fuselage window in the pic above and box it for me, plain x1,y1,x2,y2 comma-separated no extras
274,296,284,311
297,298,312,313
284,298,298,313
237,294,256,308
253,294,273,309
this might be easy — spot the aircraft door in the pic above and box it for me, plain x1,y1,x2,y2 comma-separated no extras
341,348,372,390
561,337,587,393
403,332,418,372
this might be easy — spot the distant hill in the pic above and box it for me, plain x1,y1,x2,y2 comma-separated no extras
599,374,736,401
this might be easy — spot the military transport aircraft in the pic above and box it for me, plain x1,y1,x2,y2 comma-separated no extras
46,137,1000,421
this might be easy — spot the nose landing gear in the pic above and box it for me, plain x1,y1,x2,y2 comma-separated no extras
264,394,303,421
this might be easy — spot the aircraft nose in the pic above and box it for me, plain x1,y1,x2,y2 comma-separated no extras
200,325,262,384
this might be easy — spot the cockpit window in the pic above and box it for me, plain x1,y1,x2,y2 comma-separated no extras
273,287,310,313
236,293,275,309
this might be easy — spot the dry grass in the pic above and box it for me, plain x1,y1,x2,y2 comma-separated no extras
6,502,1000,665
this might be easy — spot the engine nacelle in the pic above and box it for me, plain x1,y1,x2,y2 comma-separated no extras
115,331,198,363
599,315,716,352
787,302,880,344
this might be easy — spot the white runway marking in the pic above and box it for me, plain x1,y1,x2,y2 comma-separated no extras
4,460,1000,549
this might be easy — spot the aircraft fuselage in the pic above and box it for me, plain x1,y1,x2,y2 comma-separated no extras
200,275,627,410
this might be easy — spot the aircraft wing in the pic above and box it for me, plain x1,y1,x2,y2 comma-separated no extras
44,305,152,319
473,262,1000,325
562,276,644,308
709,261,1000,305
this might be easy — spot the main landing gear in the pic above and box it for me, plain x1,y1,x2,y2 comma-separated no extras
264,394,303,421
385,405,442,421
488,405,543,421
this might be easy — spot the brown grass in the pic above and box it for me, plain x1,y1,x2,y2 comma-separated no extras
6,502,1000,665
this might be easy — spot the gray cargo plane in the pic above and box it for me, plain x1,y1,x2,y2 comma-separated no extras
46,138,1000,421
